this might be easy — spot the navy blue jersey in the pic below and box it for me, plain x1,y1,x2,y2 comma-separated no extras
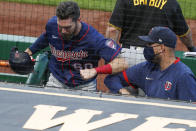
105,59,196,101
30,16,121,87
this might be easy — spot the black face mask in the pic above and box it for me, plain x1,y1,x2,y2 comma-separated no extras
143,46,155,62
143,46,163,64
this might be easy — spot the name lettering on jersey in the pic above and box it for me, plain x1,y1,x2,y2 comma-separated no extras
50,44,88,62
23,104,196,131
133,0,167,10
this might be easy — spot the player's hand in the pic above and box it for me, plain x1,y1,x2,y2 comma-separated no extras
119,88,131,95
80,68,97,80
188,46,196,52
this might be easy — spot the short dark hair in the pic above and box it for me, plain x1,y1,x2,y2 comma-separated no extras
56,1,80,21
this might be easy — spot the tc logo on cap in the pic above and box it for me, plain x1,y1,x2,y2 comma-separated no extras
158,38,163,43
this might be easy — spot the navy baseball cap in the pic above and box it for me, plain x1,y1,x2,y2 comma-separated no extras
138,26,177,48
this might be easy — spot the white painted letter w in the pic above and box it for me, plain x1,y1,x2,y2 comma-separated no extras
23,105,138,131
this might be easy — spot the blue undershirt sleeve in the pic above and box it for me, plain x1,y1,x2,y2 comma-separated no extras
104,73,128,93
29,32,49,54
104,64,145,93
98,39,121,62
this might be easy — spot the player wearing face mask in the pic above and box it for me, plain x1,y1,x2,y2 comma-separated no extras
104,26,196,102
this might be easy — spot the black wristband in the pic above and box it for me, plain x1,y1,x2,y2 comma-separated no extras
188,46,196,52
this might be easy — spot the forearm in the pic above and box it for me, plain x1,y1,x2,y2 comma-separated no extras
80,57,128,80
104,74,125,93
179,30,194,49
109,57,128,74
105,25,121,42
95,57,128,74
104,73,134,95
25,48,33,56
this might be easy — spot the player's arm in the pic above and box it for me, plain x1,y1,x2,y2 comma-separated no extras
25,48,33,56
179,30,196,52
105,62,147,95
170,1,196,52
25,32,49,56
107,56,128,74
106,0,124,43
80,56,128,80
80,37,128,80
104,69,138,95
104,73,129,94
105,25,121,42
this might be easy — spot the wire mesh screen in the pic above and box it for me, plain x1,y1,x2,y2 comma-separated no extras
0,0,195,94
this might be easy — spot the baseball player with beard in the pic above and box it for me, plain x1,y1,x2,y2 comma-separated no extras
25,1,128,91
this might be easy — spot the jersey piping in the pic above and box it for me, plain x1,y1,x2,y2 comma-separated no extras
174,57,180,64
122,70,136,89
57,23,90,86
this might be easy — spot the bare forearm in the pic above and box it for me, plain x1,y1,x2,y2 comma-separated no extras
106,26,121,42
179,30,194,49
80,58,128,80
95,57,128,74
25,48,33,56
109,57,128,74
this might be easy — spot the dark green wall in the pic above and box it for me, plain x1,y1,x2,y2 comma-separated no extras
0,39,49,84
0,40,49,60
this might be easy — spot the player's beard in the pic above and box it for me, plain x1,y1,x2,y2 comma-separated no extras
152,49,165,64
60,22,78,41
151,55,161,64
143,46,162,64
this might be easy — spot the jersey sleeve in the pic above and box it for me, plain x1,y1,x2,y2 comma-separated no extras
122,63,146,90
29,32,49,54
109,0,126,29
166,1,189,36
176,72,196,101
104,74,125,93
104,62,147,93
97,39,121,62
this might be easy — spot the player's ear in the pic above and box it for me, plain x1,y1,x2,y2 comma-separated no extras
161,44,166,52
147,42,154,47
